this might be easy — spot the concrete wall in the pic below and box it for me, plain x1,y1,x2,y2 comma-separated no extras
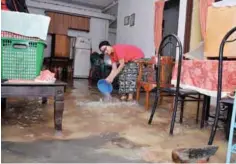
116,0,156,58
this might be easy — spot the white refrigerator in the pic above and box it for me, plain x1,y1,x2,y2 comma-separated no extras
73,37,91,78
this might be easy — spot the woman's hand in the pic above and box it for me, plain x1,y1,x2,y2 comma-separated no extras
105,76,114,83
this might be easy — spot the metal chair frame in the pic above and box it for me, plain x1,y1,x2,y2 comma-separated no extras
148,34,204,135
208,26,236,145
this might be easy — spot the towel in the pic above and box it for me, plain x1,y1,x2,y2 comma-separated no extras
1,10,50,40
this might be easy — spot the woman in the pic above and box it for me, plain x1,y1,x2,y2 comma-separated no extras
99,41,144,101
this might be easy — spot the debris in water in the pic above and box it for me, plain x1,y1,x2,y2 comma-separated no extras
172,145,218,163
111,137,141,149
77,98,139,109
54,131,63,137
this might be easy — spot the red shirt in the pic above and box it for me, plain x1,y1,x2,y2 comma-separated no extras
110,44,144,63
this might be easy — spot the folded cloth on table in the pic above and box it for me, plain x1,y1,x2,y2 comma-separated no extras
34,70,56,83
7,70,56,84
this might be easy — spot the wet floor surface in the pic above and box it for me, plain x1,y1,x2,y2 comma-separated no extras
1,80,232,163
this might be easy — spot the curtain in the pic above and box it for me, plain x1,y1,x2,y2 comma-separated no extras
154,0,165,49
199,0,215,40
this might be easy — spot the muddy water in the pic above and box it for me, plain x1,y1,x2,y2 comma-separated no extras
1,80,230,162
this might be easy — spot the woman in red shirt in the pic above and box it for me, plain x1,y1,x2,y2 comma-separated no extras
99,41,144,101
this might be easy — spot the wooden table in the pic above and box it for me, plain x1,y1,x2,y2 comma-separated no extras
1,81,67,132
171,60,236,138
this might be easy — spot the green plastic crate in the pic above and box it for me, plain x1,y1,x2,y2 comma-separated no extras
1,38,46,80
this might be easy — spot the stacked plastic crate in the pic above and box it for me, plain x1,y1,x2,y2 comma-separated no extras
1,11,49,80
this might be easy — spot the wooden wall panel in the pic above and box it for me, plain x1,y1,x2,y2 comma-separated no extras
54,35,70,58
46,11,90,34
47,12,55,34
70,16,78,29
63,15,71,33
56,13,65,35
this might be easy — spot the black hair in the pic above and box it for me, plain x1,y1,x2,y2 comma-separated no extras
99,40,111,50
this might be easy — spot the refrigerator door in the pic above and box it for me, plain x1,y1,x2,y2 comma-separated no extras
73,49,91,78
69,37,76,59
75,37,91,49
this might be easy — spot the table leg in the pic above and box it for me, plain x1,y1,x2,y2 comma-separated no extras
205,96,211,121
201,95,211,128
225,104,233,140
42,97,48,104
54,87,64,132
1,98,6,117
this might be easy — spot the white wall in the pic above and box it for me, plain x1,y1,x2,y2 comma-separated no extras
177,0,187,49
116,0,155,58
108,28,117,45
28,7,109,53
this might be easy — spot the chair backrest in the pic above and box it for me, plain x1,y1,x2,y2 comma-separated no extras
217,27,236,100
156,34,183,90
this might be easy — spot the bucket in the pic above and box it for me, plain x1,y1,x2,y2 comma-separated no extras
97,79,113,94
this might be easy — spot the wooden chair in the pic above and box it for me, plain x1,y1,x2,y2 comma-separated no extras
147,34,204,135
136,55,175,110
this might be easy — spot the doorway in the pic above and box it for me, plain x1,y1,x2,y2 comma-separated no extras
162,0,180,57
162,0,180,37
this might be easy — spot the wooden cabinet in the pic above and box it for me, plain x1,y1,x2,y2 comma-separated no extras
70,16,90,31
47,12,55,34
46,11,90,34
63,14,71,32
55,13,65,35
54,35,70,58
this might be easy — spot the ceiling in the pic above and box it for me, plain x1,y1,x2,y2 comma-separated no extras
52,0,116,10
32,0,118,27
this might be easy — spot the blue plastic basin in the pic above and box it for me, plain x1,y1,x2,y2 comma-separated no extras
97,79,113,94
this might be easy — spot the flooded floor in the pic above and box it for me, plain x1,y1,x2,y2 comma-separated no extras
1,80,231,163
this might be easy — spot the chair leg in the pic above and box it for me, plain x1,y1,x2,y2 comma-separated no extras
200,96,207,129
169,94,179,135
148,90,160,124
168,96,175,115
42,97,48,104
208,99,221,145
1,98,6,118
196,94,201,124
88,68,93,86
159,92,164,105
179,97,185,124
136,84,141,101
145,91,150,110
205,96,211,121
225,104,233,141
